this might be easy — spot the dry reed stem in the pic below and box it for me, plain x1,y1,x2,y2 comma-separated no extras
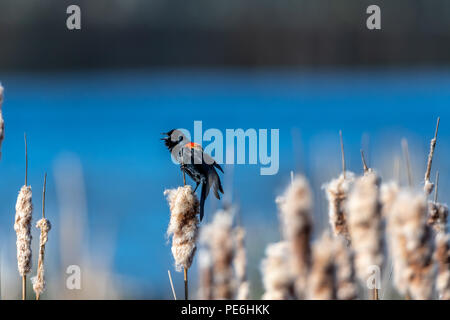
323,172,355,243
388,191,433,299
402,139,413,188
424,117,440,195
347,171,383,286
261,241,294,300
0,84,4,159
167,270,177,300
165,185,199,272
434,233,450,300
276,175,312,298
307,232,337,300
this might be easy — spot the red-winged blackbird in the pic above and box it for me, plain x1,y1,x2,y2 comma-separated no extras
162,129,224,221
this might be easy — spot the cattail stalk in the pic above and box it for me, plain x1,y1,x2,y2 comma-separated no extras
197,249,213,299
307,232,337,300
165,185,200,300
14,134,32,300
277,175,312,298
261,241,293,300
388,191,433,299
0,84,4,159
424,117,440,195
347,171,383,299
32,174,51,300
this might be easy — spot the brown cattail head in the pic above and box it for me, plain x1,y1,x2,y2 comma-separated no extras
347,171,384,283
261,241,294,300
276,175,312,298
0,83,4,159
31,218,52,297
307,232,337,300
165,185,199,271
200,209,235,299
434,233,450,300
233,226,249,300
333,236,357,300
388,190,433,299
14,185,33,276
323,171,355,243
427,201,448,234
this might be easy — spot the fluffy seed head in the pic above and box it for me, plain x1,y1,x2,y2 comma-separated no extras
388,190,433,299
333,236,357,300
165,185,199,271
32,218,52,297
380,181,399,218
307,232,337,300
323,171,355,242
427,201,448,234
277,175,312,297
14,185,33,276
347,171,383,283
261,241,294,300
434,233,450,300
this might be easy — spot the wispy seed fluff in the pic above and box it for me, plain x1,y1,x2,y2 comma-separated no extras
14,185,33,276
165,185,199,271
427,201,448,234
388,191,433,299
261,241,294,300
347,171,383,283
307,232,337,300
31,218,51,298
380,181,399,218
276,175,312,298
333,236,357,300
0,84,4,158
434,233,450,300
233,226,249,300
201,209,235,299
323,172,355,243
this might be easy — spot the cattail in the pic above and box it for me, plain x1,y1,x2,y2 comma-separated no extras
347,171,383,285
0,84,4,159
333,236,357,300
31,218,51,299
14,185,33,277
434,233,450,300
380,181,399,218
427,201,448,234
307,232,337,300
203,209,235,299
261,241,294,300
323,172,355,243
165,185,199,272
388,191,433,299
233,226,249,300
197,249,213,300
276,175,312,298
424,118,440,195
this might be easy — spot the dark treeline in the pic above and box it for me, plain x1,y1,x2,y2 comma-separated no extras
1,0,450,71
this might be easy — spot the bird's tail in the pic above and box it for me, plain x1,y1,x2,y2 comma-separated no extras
199,181,207,221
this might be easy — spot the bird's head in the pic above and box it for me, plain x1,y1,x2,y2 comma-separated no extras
161,129,187,151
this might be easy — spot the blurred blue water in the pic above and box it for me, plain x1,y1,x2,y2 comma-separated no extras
1,69,450,297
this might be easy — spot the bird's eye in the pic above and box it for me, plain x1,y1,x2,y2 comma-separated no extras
178,136,183,142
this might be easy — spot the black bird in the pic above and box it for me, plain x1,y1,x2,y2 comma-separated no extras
161,129,224,221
